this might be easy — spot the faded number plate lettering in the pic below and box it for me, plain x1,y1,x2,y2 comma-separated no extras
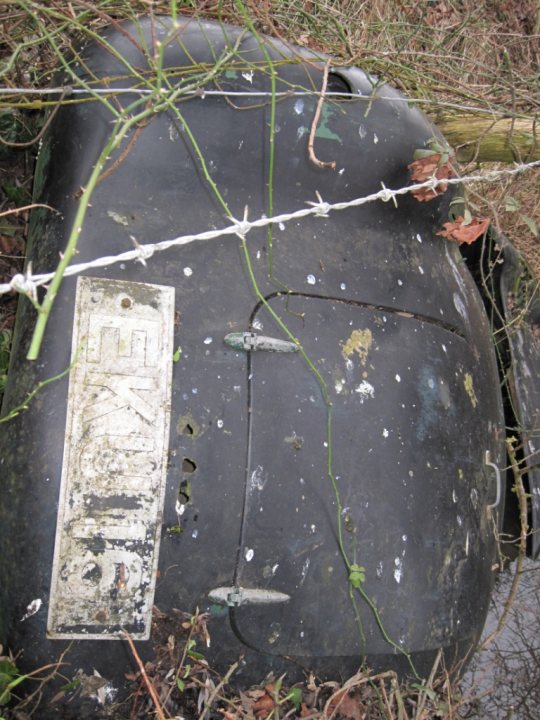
47,277,174,639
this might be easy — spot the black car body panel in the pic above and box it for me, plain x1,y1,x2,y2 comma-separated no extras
0,15,508,709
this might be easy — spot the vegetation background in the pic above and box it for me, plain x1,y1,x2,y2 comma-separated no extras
0,1,539,718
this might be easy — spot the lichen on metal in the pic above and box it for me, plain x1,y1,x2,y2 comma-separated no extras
47,276,174,640
341,328,373,365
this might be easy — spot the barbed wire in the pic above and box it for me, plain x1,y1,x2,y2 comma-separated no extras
0,85,516,116
2,159,540,300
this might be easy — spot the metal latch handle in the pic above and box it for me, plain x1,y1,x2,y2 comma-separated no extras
485,450,501,510
224,332,298,353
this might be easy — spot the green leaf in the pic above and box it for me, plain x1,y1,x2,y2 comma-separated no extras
504,195,520,212
285,687,302,710
462,207,473,226
60,677,82,692
0,222,19,237
523,215,539,237
411,682,437,701
173,346,182,363
176,677,185,692
1,183,29,205
413,148,437,160
0,660,18,678
187,649,205,661
348,564,366,589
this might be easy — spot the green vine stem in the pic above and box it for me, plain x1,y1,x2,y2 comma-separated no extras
0,351,79,424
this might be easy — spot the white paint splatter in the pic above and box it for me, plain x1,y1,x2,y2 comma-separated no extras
204,337,213,345
21,598,42,622
453,292,467,321
217,419,224,429
418,265,425,275
242,70,254,83
340,282,347,290
358,125,367,139
294,99,304,114
373,133,379,144
250,465,266,491
354,380,375,401
183,266,193,277
394,558,403,583
335,380,344,394
416,233,423,243
395,374,401,382
300,558,310,585
306,274,316,285
253,319,263,330
192,529,198,539
382,428,389,438
245,547,254,562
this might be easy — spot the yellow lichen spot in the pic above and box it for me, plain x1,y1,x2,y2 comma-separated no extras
341,329,373,366
463,373,478,408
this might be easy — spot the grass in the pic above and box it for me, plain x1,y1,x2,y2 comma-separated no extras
0,1,539,718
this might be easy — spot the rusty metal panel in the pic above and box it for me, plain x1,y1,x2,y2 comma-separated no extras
47,277,174,639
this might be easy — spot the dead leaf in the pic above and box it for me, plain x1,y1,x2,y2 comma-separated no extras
327,689,365,720
300,701,321,718
252,693,275,718
408,152,455,202
436,216,490,244
218,711,238,720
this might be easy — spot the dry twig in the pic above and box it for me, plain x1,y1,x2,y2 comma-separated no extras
308,60,336,170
